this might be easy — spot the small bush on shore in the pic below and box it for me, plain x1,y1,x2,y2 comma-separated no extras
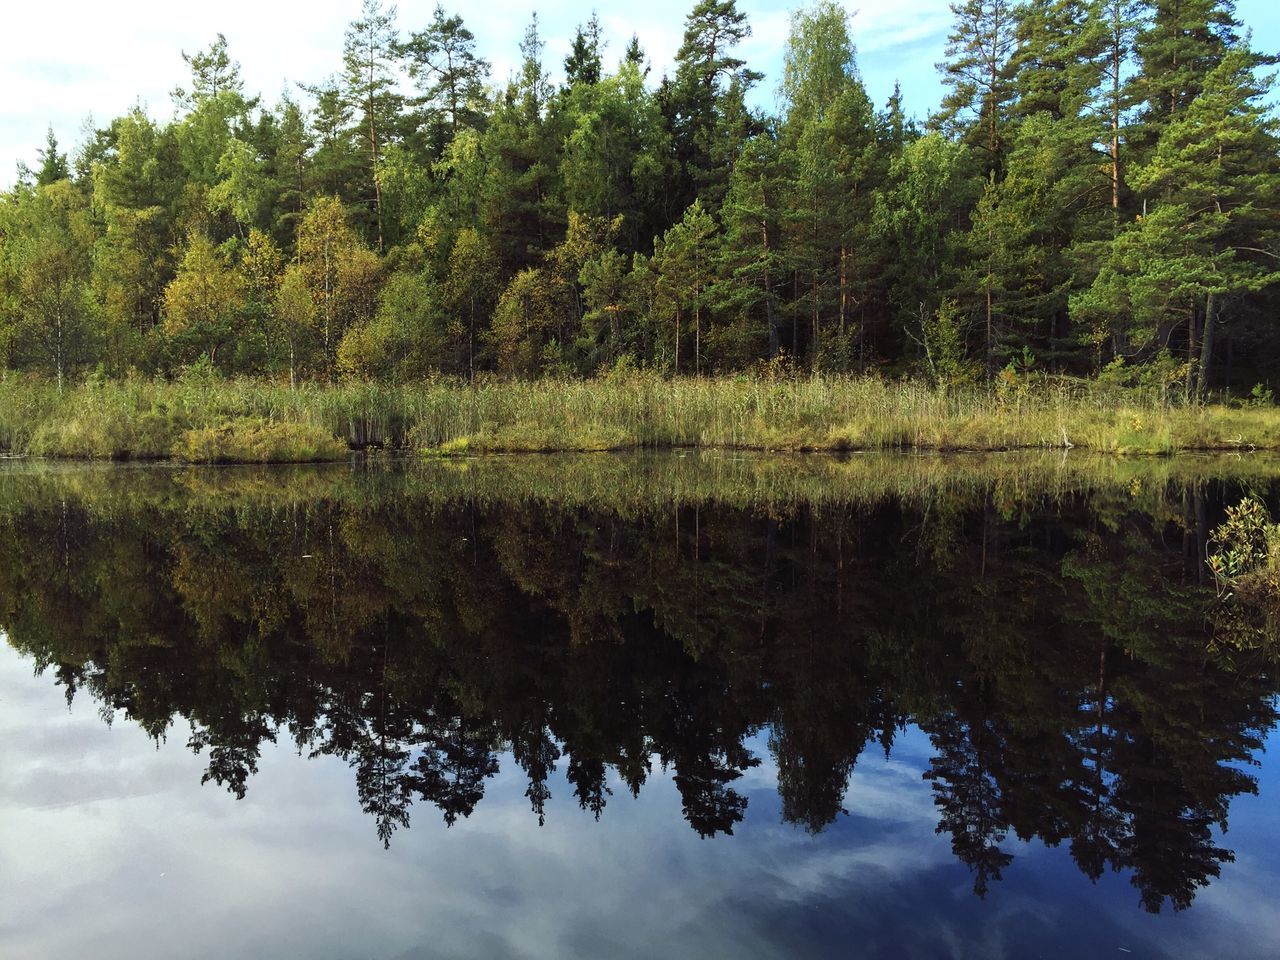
173,419,348,464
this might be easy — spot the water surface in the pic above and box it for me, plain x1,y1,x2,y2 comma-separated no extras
2,453,1279,959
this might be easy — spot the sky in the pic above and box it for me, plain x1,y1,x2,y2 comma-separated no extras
1,0,1278,186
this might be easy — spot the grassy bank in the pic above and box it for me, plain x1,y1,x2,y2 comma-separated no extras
1,374,1279,461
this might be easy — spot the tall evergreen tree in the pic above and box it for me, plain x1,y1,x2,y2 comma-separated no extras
35,128,70,186
935,0,1020,175
564,14,605,88
780,1,881,369
714,128,788,363
1133,0,1252,130
342,0,402,252
400,5,490,145
653,200,718,374
669,0,763,214
1084,48,1280,394
482,16,565,271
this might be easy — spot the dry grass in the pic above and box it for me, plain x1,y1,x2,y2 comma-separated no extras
2,372,1280,460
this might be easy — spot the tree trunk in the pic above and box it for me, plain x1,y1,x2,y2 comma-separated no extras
695,300,701,377
1185,306,1198,398
985,288,994,376
839,245,849,340
324,235,333,382
1225,327,1233,391
367,64,384,252
448,56,459,137
792,270,799,357
811,273,820,370
674,306,680,376
761,216,778,357
1110,17,1122,218
1198,291,1216,399
56,304,64,395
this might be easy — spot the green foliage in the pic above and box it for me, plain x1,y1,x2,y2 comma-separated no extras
935,0,1019,171
1236,383,1275,409
921,298,979,386
338,269,444,382
173,417,347,463
1208,497,1273,591
399,3,490,141
0,1,1275,394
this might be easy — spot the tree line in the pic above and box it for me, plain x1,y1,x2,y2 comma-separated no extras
1,0,1277,394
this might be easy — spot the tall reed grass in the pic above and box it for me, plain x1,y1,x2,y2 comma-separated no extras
1,373,1278,461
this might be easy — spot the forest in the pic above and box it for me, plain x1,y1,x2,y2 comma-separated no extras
0,0,1277,399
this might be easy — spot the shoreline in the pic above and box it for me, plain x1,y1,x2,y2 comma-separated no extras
3,375,1279,463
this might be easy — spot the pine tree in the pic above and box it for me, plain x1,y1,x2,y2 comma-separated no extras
1011,0,1107,121
1099,0,1143,215
271,96,312,242
653,200,719,374
668,0,763,214
1136,48,1280,394
342,0,402,252
305,78,363,206
564,14,604,88
35,128,70,186
779,2,881,369
91,109,183,352
714,128,788,363
935,0,1020,176
482,17,565,272
1133,0,1251,130
173,33,247,110
400,5,490,144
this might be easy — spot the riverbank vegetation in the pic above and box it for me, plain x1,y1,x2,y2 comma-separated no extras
4,374,1280,459
0,0,1277,411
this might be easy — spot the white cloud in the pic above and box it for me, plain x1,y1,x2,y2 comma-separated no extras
3,0,1278,181
0,0,943,182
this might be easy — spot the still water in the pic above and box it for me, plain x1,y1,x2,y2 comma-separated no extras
1,453,1278,959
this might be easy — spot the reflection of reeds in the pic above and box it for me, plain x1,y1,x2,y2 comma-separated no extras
4,374,1280,461
2,450,1279,520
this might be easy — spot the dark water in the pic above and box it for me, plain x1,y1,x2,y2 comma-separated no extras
2,454,1278,959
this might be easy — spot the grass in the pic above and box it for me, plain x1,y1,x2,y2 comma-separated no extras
2,372,1280,461
172,419,348,464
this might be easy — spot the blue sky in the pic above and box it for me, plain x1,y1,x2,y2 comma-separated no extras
1,0,1277,184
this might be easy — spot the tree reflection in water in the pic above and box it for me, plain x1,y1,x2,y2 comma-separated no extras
1,456,1275,914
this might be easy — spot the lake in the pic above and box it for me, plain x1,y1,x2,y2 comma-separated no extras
1,453,1278,959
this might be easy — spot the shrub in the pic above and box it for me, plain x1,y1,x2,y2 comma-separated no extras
173,419,348,464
